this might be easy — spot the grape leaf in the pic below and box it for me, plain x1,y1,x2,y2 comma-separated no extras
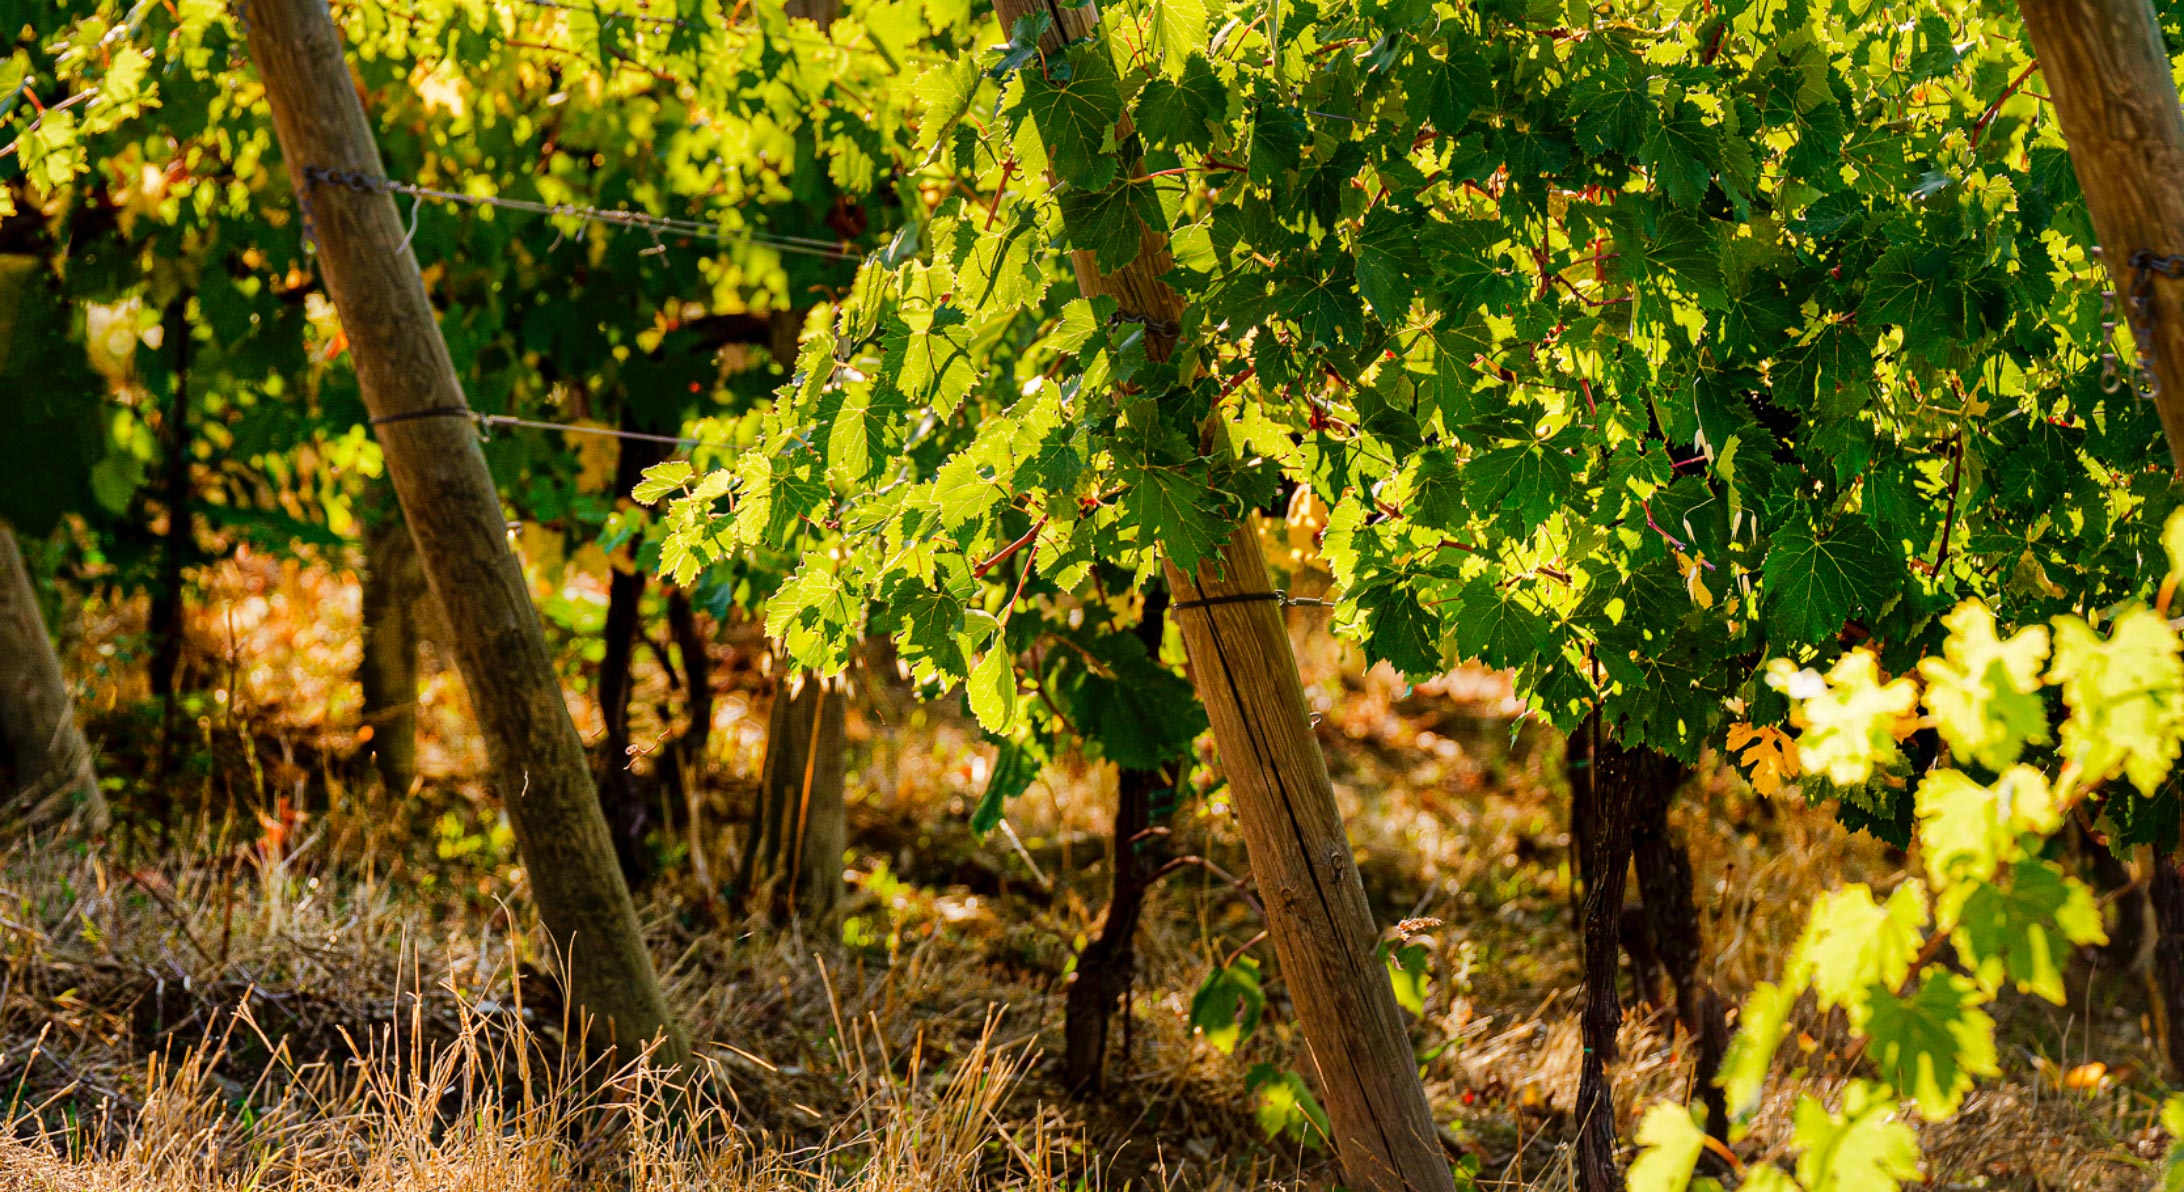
1856,972,1998,1121
1761,514,1895,645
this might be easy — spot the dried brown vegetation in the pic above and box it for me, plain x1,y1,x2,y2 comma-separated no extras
4,549,2173,1189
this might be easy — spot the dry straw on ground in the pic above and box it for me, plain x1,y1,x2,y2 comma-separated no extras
5,548,2173,1189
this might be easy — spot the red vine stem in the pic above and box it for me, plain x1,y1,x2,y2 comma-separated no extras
1970,59,2040,148
985,158,1017,230
973,513,1047,580
1929,431,1965,574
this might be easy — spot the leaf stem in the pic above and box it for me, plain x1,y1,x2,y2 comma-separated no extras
1970,59,2040,148
973,513,1047,580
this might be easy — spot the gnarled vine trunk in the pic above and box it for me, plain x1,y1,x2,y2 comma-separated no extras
596,416,675,887
149,297,193,706
1627,762,1726,1141
359,499,426,796
0,523,107,833
1063,586,1170,1092
2151,849,2184,1081
1567,723,1690,1192
740,665,846,919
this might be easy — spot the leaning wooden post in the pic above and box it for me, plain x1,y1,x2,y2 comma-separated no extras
988,1,1452,1185
2017,0,2184,469
242,0,685,1063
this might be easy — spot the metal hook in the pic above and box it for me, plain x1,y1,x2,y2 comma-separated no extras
396,193,422,257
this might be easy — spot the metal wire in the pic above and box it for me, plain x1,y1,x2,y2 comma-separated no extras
300,166,862,261
368,405,708,445
503,0,941,61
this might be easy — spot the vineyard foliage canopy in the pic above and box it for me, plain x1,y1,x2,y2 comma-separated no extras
8,0,2181,822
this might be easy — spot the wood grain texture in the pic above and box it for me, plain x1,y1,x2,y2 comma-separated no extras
243,0,684,1063
743,668,848,918
2017,0,2184,468
985,0,1449,1181
0,523,107,832
1165,529,1455,1192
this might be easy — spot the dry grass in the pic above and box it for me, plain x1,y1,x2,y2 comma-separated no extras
9,546,2176,1189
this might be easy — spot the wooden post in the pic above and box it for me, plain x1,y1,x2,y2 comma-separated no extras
243,0,684,1063
984,0,1452,1182
2017,0,2184,469
1163,532,1455,1192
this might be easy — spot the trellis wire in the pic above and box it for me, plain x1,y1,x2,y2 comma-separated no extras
300,166,862,261
505,0,943,62
370,406,710,447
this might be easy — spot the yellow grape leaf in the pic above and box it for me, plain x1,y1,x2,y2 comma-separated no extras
1768,651,1918,786
1727,722,1800,796
1917,600,2049,770
2164,508,2184,585
2049,607,2184,794
569,421,622,493
516,520,567,582
1627,1102,1708,1192
1916,765,2058,893
1789,881,1928,1013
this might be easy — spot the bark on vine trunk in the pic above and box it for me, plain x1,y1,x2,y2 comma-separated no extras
2016,0,2184,469
247,0,685,1064
596,418,673,887
1567,718,1627,1192
149,298,192,705
663,591,712,810
0,524,108,832
359,499,424,796
1627,762,1726,1141
740,666,846,919
1063,585,1170,1093
2150,850,2184,1081
1567,724,1691,1192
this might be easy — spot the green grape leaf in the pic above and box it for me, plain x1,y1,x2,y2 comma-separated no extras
1355,205,1426,319
1451,578,1551,672
1123,466,1227,575
1918,765,2061,893
884,307,978,417
1720,979,1799,1122
1354,581,1444,680
1950,858,2105,1003
1790,882,1927,1013
632,462,692,504
971,737,1043,835
1466,433,1580,534
1135,53,1228,150
915,57,980,162
1060,177,1168,273
1015,43,1124,192
1761,514,1895,646
968,645,1019,733
1768,650,1917,787
1245,1063,1333,1146
1189,957,1264,1053
1640,100,1717,209
1146,0,1207,75
1377,940,1431,1015
1856,972,1998,1122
